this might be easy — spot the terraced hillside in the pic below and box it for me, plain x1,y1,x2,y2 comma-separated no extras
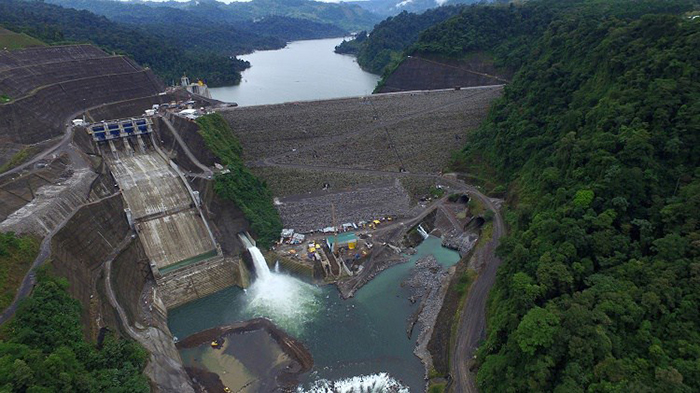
0,45,163,166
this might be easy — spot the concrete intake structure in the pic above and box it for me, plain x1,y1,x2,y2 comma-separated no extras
101,130,236,308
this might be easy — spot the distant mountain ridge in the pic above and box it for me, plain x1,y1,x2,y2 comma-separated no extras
346,0,490,17
46,0,350,55
119,0,381,31
0,0,248,86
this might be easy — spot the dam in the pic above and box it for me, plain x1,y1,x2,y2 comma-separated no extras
0,42,502,392
93,119,235,309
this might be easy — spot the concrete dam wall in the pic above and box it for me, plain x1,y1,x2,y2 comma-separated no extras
106,148,216,272
103,135,238,309
0,44,243,391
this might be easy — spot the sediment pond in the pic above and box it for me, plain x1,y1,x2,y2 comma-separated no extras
169,237,460,391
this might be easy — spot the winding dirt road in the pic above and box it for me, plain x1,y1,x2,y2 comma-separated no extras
449,182,504,393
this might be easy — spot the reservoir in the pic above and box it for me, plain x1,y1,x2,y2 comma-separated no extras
210,37,381,107
168,236,460,391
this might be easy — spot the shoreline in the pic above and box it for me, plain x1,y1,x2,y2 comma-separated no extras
176,318,313,391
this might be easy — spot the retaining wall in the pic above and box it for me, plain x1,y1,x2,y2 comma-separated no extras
50,194,129,338
157,256,241,309
0,44,106,71
112,239,153,327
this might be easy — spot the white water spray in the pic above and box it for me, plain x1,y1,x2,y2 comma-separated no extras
238,233,320,336
248,245,271,279
417,224,429,239
299,373,409,393
275,261,280,273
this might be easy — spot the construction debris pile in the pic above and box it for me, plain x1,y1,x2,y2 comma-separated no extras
276,180,411,233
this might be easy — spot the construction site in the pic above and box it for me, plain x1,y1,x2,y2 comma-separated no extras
216,86,501,289
0,43,503,392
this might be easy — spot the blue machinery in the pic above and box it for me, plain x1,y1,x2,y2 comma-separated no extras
88,117,153,142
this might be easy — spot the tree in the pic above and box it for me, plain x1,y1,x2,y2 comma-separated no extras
514,307,560,356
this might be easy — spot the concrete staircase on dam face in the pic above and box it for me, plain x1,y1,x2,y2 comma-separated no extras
102,136,236,308
156,256,239,309
105,146,216,270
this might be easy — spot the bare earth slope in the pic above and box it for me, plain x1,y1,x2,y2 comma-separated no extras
377,56,509,94
222,86,503,175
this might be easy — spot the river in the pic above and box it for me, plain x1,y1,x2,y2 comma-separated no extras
210,37,381,107
172,38,447,391
169,237,460,392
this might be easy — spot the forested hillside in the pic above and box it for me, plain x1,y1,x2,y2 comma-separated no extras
345,0,484,18
196,114,282,249
240,16,347,42
0,0,248,86
437,0,700,391
0,233,38,311
136,0,380,32
46,0,348,53
0,269,149,392
335,6,466,74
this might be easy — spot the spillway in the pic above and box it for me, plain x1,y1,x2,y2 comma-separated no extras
417,224,429,239
102,133,236,308
106,146,216,272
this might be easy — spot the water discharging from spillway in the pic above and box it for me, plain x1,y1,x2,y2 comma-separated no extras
172,235,458,391
417,224,429,239
237,233,412,391
238,233,320,337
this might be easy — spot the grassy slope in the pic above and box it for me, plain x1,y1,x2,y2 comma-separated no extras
0,27,45,50
0,233,40,311
0,147,37,173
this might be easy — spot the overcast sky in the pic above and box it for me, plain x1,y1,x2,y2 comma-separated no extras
135,0,244,3
135,0,347,3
